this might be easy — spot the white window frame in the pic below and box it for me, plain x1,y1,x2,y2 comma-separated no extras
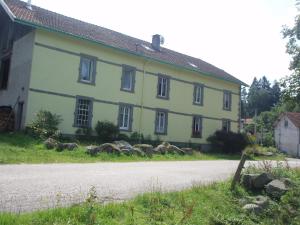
121,65,135,92
157,75,169,99
155,110,168,134
222,119,231,132
223,91,231,111
74,97,93,128
78,55,96,85
193,84,203,105
119,104,133,131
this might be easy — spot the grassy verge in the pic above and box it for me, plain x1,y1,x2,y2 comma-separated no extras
0,133,284,164
1,168,299,225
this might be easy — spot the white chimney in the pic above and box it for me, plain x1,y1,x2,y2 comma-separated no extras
26,0,32,10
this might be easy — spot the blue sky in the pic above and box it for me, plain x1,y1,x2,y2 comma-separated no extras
22,0,298,85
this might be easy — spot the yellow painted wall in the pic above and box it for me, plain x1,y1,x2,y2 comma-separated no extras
26,30,241,144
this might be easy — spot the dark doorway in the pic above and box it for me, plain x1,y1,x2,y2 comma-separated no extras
16,102,24,130
0,57,11,90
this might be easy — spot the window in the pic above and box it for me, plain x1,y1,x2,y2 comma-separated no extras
121,65,136,92
193,84,204,105
155,110,168,134
74,97,93,128
192,116,202,138
118,104,133,131
157,75,170,99
223,91,232,110
78,55,96,84
222,119,231,132
0,56,11,90
284,120,288,128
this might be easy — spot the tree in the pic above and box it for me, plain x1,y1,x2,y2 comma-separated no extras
241,86,248,118
271,81,281,106
280,15,300,112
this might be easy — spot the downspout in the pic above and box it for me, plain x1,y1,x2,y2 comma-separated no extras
138,59,150,140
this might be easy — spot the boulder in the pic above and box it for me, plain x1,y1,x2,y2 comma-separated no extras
155,142,169,154
281,178,294,187
86,145,101,156
99,143,121,155
63,143,78,151
252,173,273,189
241,174,259,190
262,152,274,157
44,138,58,149
242,204,262,214
266,179,288,198
181,148,193,155
168,145,185,155
114,140,133,150
121,148,132,156
134,144,153,157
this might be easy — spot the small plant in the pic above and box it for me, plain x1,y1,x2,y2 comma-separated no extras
95,121,119,143
26,110,62,139
84,186,98,225
130,132,144,144
207,130,248,154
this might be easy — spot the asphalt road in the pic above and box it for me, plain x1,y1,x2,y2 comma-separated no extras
1,159,300,212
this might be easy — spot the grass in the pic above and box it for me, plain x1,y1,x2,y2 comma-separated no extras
1,168,300,225
0,133,284,164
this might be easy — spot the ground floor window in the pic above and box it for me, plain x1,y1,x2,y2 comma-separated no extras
118,104,133,131
192,116,202,138
155,110,168,134
74,97,93,128
222,119,231,132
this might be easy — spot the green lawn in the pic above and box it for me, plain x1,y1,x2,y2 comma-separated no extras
0,133,284,164
1,168,300,225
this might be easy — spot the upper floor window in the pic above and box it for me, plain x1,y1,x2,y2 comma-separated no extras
192,116,202,138
222,119,231,132
78,55,96,85
121,65,136,92
193,84,204,105
155,110,168,135
74,97,93,128
157,75,170,99
223,91,232,111
118,104,133,131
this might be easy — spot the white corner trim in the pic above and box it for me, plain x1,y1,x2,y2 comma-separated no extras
0,0,16,21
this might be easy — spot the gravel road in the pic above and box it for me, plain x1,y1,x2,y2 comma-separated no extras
0,159,299,212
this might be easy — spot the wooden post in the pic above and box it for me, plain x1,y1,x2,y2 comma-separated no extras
231,153,247,190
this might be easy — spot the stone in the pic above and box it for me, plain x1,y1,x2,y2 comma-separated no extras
99,143,121,155
251,195,269,209
262,152,274,157
121,148,132,156
266,179,288,198
241,174,259,190
132,147,145,157
44,138,58,149
114,140,133,150
252,173,273,189
155,142,171,154
134,144,153,157
281,178,294,187
56,143,65,152
86,145,101,156
242,204,262,214
181,148,193,155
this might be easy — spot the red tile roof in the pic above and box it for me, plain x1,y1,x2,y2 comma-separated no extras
2,0,246,86
286,112,300,128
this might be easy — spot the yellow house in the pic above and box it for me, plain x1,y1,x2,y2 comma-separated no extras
0,0,246,148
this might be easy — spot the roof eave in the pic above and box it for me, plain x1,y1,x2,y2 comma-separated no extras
14,17,246,87
0,0,15,21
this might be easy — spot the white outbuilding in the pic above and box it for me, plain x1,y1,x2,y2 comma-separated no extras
274,112,300,158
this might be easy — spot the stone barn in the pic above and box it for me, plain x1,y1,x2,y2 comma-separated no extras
274,112,300,158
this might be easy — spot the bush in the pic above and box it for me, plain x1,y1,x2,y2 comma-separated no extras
207,130,248,154
130,132,144,144
95,121,119,143
27,110,62,138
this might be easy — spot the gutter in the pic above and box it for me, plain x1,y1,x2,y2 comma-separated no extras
13,18,247,87
0,0,15,21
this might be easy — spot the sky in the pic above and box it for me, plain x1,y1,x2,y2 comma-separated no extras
22,0,298,85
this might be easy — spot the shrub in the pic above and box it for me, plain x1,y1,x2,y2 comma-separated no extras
27,110,62,138
130,132,144,144
95,121,119,143
116,133,130,141
207,130,248,154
